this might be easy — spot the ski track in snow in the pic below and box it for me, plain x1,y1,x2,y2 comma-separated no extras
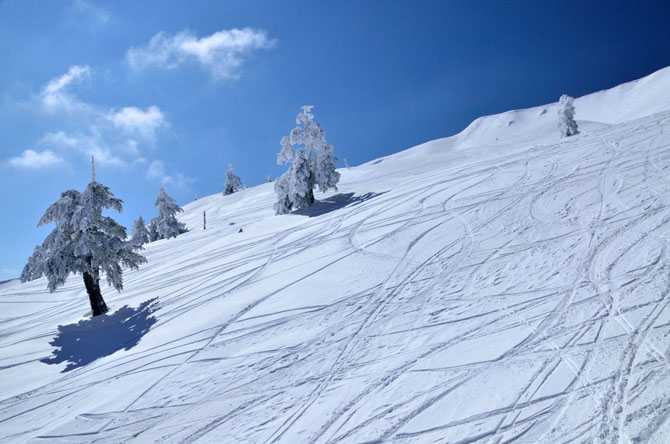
1,111,670,443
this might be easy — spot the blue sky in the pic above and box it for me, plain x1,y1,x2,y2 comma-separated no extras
1,0,669,280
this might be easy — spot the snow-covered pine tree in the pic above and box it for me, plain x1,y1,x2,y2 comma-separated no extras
558,94,579,137
148,218,159,242
130,215,150,246
273,173,292,215
21,160,147,316
223,164,242,195
313,141,340,193
274,106,340,214
152,187,187,240
274,148,315,214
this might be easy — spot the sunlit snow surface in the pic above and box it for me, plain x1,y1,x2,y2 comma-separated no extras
2,69,670,443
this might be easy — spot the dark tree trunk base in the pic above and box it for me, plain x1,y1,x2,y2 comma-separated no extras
83,272,108,316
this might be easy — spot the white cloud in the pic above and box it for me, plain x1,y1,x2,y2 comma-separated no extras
25,66,170,174
127,28,277,80
44,65,90,96
146,159,166,180
39,65,92,114
6,149,65,169
111,106,167,141
40,131,126,167
146,160,193,189
73,0,109,23
123,139,141,156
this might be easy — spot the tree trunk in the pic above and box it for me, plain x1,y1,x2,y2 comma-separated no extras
307,188,315,205
83,272,108,316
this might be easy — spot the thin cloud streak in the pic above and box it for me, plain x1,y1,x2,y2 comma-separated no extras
146,160,194,190
127,28,277,80
39,65,92,114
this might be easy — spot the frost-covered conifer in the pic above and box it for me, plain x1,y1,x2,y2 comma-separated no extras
21,164,146,316
274,148,315,214
148,218,159,242
152,187,187,240
558,94,579,137
313,142,340,193
273,173,292,215
274,106,340,214
223,164,243,195
130,215,150,246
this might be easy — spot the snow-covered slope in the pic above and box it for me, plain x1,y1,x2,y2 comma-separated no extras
384,66,670,160
2,67,670,443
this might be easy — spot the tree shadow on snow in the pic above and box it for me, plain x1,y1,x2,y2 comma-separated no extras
293,192,386,217
41,298,159,372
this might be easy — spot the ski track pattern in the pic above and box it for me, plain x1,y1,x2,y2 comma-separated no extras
1,113,670,443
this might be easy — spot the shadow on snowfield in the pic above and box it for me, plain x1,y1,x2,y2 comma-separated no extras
294,192,386,217
41,298,159,372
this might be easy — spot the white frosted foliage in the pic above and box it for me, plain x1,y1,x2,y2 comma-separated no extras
130,215,150,246
558,94,579,137
223,164,242,195
20,181,147,292
151,187,187,240
274,106,340,214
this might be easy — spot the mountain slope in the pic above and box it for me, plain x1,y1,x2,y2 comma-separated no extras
1,68,670,443
383,65,670,160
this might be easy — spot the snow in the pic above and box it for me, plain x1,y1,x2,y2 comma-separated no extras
2,67,670,443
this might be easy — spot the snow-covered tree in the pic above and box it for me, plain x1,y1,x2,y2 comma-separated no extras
151,187,187,240
274,106,340,214
130,215,150,246
274,148,315,214
558,94,579,137
313,141,340,193
223,164,242,195
21,169,146,316
273,173,292,215
148,218,159,242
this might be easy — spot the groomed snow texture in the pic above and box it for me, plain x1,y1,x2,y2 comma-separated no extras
2,67,670,443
